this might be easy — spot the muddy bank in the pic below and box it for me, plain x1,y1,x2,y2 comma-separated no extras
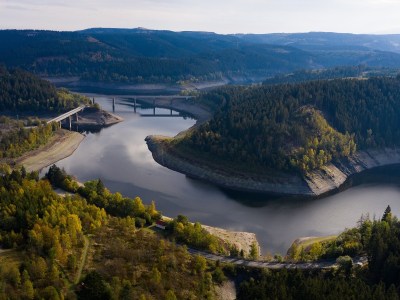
16,130,84,172
146,136,313,196
73,107,123,129
147,135,400,197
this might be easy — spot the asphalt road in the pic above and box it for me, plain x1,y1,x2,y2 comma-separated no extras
188,248,368,269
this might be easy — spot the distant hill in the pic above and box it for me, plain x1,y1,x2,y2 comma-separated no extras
1,29,400,83
236,32,400,53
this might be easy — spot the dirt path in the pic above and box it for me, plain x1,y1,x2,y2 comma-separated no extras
75,236,90,284
16,129,85,172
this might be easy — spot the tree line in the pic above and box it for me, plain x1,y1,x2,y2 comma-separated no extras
0,65,90,112
0,122,58,159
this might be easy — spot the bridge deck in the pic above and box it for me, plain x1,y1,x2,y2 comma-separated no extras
47,105,86,124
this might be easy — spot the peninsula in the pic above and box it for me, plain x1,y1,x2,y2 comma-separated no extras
146,76,400,197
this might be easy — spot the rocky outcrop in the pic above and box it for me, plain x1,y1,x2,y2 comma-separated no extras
146,135,400,197
305,148,400,195
74,108,123,128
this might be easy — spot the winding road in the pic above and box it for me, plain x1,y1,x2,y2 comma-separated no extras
188,248,368,269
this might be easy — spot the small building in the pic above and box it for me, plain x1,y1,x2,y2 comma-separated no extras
155,220,167,230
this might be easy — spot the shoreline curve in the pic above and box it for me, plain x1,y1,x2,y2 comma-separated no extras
145,99,400,197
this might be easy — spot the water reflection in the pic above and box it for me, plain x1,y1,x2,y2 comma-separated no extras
46,94,400,254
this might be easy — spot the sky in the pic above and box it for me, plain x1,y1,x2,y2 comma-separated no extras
1,0,400,34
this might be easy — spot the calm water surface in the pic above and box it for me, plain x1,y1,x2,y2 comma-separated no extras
48,95,400,254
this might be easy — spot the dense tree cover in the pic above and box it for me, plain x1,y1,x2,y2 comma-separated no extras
0,65,90,112
179,76,400,172
168,215,230,255
3,164,400,298
263,66,400,86
287,206,400,288
46,165,235,254
0,167,107,299
263,65,376,85
0,30,315,84
2,30,400,84
0,122,58,158
80,218,221,299
0,167,224,299
236,268,399,300
237,206,400,299
46,165,161,225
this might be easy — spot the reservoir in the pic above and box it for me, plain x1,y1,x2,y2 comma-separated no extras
49,95,400,254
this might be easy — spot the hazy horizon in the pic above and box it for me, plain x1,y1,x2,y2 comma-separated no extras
1,0,400,35
1,26,400,36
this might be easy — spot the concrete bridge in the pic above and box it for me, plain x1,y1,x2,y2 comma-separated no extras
47,105,86,129
116,95,195,115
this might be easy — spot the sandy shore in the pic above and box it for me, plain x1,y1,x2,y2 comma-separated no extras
16,130,85,172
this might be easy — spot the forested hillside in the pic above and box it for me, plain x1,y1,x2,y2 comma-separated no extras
0,167,224,299
177,76,400,173
0,66,89,112
2,29,400,83
2,166,400,299
262,65,399,85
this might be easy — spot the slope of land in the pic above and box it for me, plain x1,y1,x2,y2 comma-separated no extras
146,76,400,196
16,129,84,172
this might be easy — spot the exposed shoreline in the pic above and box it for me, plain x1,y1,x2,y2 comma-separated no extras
145,100,400,197
74,108,124,128
16,129,85,172
14,109,123,172
161,216,260,256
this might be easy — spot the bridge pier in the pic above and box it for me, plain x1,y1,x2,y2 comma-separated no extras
68,116,72,130
134,98,137,113
112,97,115,112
